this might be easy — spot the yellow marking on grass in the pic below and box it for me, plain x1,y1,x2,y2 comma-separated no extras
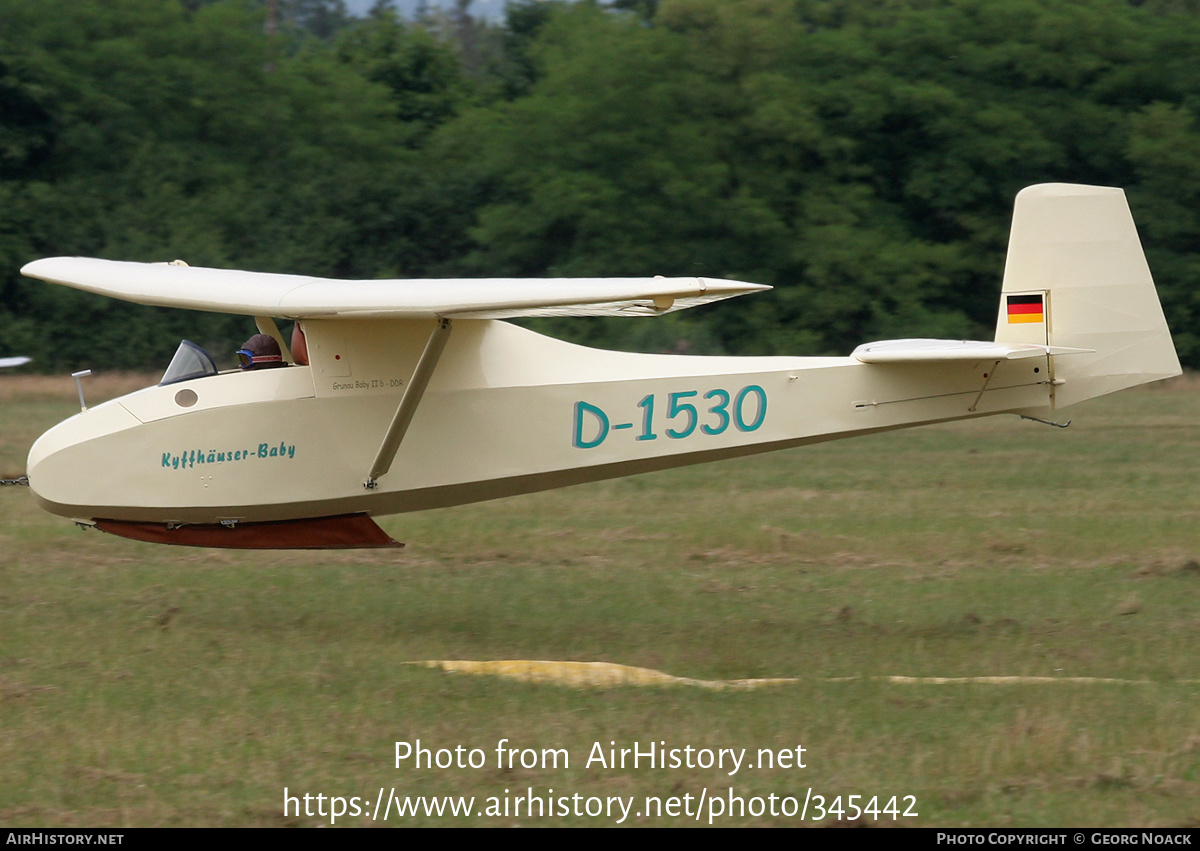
418,660,798,689
418,661,1197,690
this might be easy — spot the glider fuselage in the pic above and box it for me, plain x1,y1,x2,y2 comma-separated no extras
26,317,1053,526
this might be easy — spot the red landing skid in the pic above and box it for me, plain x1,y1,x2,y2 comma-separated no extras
94,513,402,549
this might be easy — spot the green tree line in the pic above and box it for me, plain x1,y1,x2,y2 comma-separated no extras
2,0,1199,372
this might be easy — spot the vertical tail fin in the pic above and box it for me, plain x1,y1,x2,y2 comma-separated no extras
995,184,1180,408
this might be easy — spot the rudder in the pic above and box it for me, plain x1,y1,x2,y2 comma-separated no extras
994,184,1180,408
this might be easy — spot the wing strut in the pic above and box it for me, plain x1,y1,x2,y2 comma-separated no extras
364,318,453,489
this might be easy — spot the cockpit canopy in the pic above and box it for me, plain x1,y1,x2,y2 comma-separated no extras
159,340,218,386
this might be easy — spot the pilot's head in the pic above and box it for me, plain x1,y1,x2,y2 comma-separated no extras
236,333,286,370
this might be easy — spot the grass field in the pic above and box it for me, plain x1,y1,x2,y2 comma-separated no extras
1,372,1198,827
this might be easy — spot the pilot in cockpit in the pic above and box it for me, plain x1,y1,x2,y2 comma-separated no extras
159,330,297,386
235,333,287,370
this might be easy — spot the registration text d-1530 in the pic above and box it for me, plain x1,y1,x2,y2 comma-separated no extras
572,386,768,449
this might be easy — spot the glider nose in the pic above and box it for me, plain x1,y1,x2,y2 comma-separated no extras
26,402,142,519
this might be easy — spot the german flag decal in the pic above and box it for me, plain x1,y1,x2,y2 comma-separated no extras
1006,294,1045,324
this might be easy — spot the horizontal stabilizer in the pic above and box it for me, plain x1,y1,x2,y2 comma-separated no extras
852,338,1092,364
0,356,31,369
21,257,769,320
